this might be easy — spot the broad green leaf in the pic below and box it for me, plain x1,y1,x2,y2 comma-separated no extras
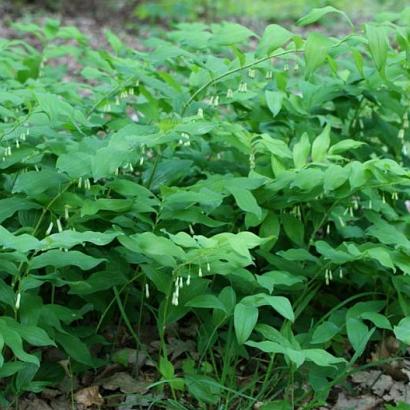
228,187,262,219
360,312,391,330
346,318,370,352
323,165,349,191
293,133,311,168
0,198,41,223
186,294,227,312
185,375,221,405
234,303,258,344
0,320,39,365
210,23,255,46
304,33,332,79
42,230,118,249
311,321,340,344
303,349,346,366
311,124,331,162
246,340,305,368
12,170,66,196
329,139,365,154
265,90,284,117
367,219,410,248
298,6,353,27
29,250,105,270
257,271,304,293
159,356,174,380
0,226,41,253
55,332,94,366
256,24,293,57
394,317,410,344
282,214,304,246
366,24,389,73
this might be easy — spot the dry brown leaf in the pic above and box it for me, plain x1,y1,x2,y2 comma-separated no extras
74,386,104,408
101,371,148,394
383,381,410,403
333,392,382,410
19,398,53,410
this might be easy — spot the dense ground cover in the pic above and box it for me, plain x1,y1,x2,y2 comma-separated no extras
0,6,410,409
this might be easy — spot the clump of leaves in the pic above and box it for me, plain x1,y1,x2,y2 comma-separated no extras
0,8,410,408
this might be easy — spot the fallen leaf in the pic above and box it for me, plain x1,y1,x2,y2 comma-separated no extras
383,382,410,403
101,372,148,394
20,398,53,410
333,392,382,410
74,386,104,408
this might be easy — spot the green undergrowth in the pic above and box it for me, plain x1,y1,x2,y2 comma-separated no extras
0,7,410,409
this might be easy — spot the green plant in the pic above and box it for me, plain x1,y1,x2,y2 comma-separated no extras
0,8,410,408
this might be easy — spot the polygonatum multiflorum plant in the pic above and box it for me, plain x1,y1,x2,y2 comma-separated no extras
0,7,410,408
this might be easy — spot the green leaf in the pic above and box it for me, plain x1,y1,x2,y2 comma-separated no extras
259,400,292,410
293,133,311,168
186,294,227,312
304,33,332,79
0,320,39,365
0,226,41,253
257,271,304,293
298,6,353,27
210,23,255,46
159,356,174,380
242,294,295,322
262,295,295,322
323,165,349,191
311,321,340,344
0,198,41,223
329,139,365,154
42,230,118,250
303,349,346,366
228,187,262,219
366,24,389,73
282,214,304,246
29,250,105,270
360,312,391,330
234,303,258,345
55,332,94,366
256,24,293,57
311,124,331,162
367,219,410,248
346,318,370,353
185,375,221,405
265,90,284,117
12,169,66,196
394,317,410,344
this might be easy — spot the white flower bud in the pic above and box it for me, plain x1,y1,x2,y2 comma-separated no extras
398,129,405,140
56,219,63,233
15,293,21,310
145,283,149,298
46,222,54,235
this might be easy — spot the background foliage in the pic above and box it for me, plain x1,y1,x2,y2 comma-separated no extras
0,3,410,409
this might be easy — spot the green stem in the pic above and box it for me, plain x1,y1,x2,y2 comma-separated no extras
181,35,353,116
113,286,143,350
181,48,302,116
